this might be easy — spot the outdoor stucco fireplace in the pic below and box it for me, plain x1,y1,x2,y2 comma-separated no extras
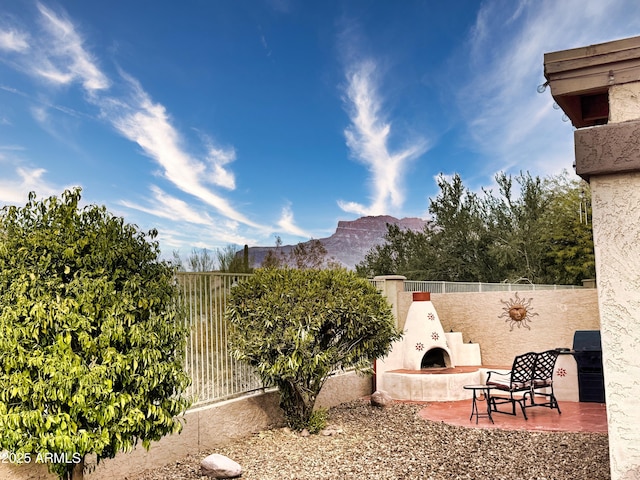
377,291,483,402
403,291,455,370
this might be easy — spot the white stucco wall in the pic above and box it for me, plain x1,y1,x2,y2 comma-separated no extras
590,82,640,480
591,171,640,480
609,82,640,123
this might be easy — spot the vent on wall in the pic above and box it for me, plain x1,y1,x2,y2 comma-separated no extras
580,91,609,126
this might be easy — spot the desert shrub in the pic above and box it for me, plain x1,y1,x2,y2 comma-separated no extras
226,268,402,431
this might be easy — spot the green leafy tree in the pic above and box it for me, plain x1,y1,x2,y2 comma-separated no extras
216,244,241,272
356,224,434,279
357,170,595,285
171,249,185,271
260,237,340,270
226,268,402,431
358,174,495,282
486,171,550,283
539,173,595,284
0,189,191,480
428,173,494,282
173,244,253,273
219,244,254,273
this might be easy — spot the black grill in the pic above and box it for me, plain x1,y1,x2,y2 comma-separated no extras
572,330,605,403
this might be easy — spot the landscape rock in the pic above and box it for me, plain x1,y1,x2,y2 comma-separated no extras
370,390,393,408
200,453,242,479
321,426,343,436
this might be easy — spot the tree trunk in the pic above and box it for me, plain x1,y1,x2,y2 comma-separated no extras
71,458,84,480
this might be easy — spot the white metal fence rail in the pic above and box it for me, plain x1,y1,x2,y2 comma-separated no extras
177,272,264,408
403,280,583,293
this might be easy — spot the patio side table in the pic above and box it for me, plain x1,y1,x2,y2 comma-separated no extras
463,384,495,424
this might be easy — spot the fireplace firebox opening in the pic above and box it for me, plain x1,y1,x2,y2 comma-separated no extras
421,348,450,369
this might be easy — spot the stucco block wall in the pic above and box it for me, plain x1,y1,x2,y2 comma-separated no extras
316,370,372,408
395,289,600,366
0,391,283,480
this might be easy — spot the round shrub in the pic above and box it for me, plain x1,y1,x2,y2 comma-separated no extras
226,267,402,431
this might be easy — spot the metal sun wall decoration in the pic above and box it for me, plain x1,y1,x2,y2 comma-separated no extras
499,292,539,331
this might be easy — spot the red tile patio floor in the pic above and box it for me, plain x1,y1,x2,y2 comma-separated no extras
384,366,608,433
415,399,607,433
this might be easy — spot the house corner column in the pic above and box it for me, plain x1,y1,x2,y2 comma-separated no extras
575,83,640,479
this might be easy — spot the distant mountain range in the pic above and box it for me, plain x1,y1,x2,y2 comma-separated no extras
247,215,429,270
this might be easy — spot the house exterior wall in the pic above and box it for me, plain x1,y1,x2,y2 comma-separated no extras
570,79,640,480
589,171,640,480
610,82,640,123
546,35,640,480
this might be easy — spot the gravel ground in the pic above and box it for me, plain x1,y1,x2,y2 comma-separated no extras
129,400,610,480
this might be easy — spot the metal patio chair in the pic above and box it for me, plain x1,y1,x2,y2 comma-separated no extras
486,351,537,420
527,349,561,414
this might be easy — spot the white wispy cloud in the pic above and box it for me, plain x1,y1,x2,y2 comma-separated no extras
0,28,29,52
201,134,237,190
119,185,213,225
339,59,428,216
151,211,256,253
277,204,311,238
0,166,60,203
0,3,276,236
32,2,110,92
159,223,255,254
0,144,69,204
105,74,264,229
456,0,640,181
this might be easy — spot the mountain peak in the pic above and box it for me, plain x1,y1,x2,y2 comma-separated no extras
247,215,428,270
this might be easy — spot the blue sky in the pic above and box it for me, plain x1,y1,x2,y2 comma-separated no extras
1,1,640,259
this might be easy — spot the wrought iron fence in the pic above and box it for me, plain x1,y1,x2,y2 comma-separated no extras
177,272,264,408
